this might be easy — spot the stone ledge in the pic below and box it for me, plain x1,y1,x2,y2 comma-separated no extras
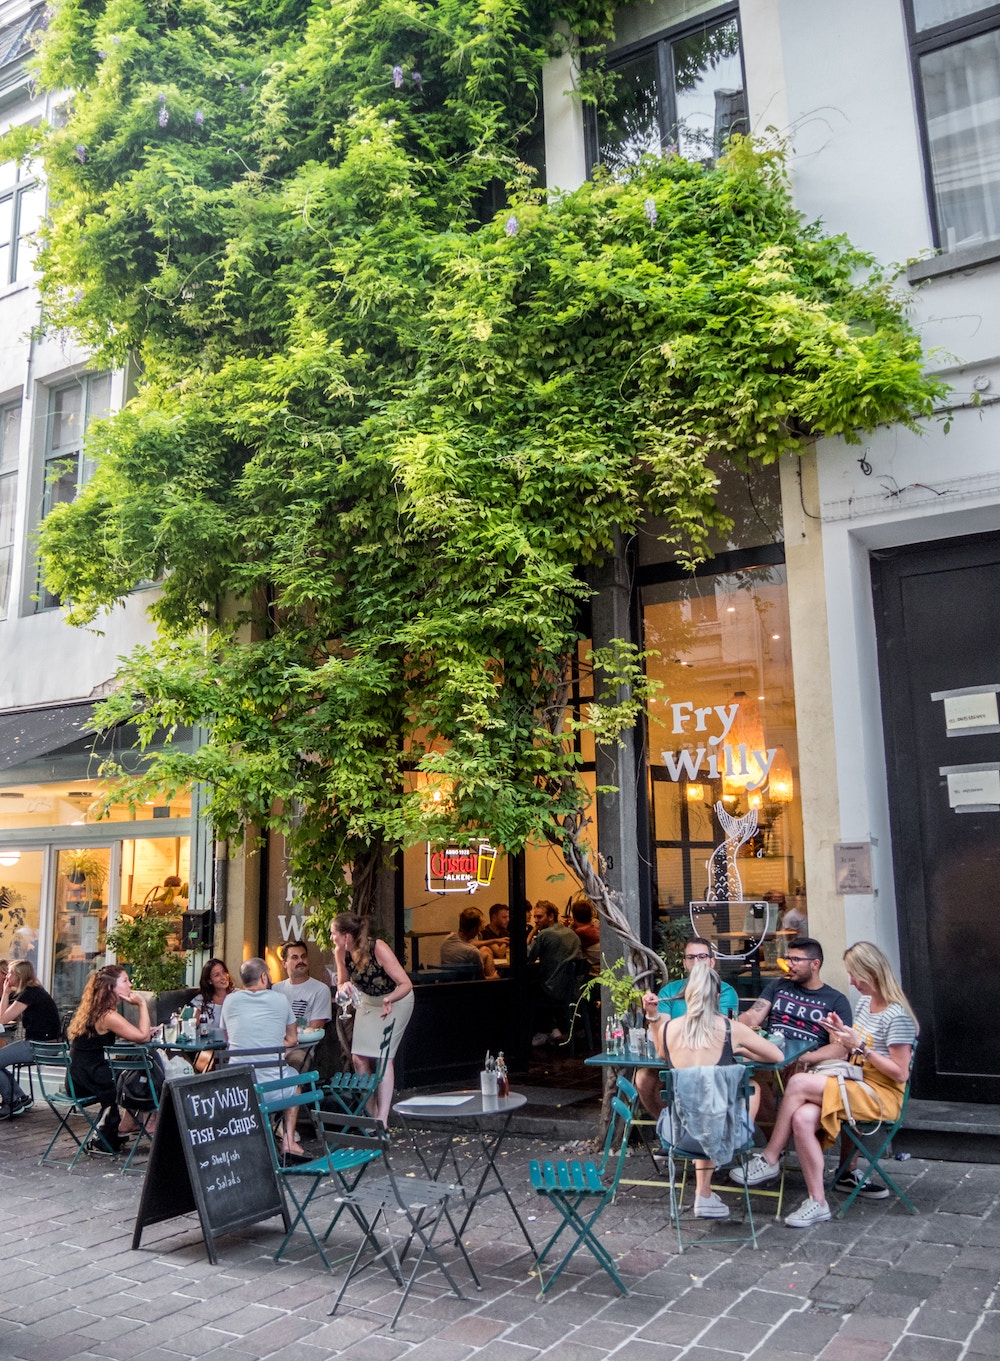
905,1098,1000,1137
907,239,1000,283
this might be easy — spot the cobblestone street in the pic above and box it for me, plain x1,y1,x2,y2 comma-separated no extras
2,1106,998,1361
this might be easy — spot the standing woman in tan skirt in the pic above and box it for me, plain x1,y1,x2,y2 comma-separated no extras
332,913,414,1125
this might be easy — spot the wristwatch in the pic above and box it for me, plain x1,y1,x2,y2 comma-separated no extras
852,1044,868,1059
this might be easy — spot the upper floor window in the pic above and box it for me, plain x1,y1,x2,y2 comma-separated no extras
908,1,1000,252
36,372,112,610
0,400,21,619
592,8,746,176
0,161,44,285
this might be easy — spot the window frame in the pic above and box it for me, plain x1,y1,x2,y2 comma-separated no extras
0,396,22,620
585,2,746,176
904,1,1000,252
35,371,112,612
0,163,42,287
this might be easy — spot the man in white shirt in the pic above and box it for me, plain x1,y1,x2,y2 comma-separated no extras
272,941,333,1029
221,957,303,1156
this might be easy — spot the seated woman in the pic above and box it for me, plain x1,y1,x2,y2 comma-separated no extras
652,961,783,1219
191,957,235,1071
67,964,152,1155
0,960,62,1114
730,940,917,1228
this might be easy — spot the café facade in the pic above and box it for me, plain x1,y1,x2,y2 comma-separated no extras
0,0,998,1104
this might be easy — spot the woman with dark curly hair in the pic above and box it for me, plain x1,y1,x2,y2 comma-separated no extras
67,964,151,1155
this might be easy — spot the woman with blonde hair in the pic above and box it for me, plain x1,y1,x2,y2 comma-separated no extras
0,960,61,1115
731,940,917,1227
67,964,151,1154
651,960,783,1220
332,912,413,1124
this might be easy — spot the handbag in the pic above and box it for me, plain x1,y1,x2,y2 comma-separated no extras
813,1058,884,1132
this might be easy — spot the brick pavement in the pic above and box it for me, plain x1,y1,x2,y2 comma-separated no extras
1,1106,998,1361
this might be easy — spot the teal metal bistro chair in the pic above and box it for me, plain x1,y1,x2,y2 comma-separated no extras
323,1020,394,1117
658,1065,760,1253
105,1044,162,1174
323,1110,482,1331
829,1039,919,1217
31,1041,118,1170
256,1071,385,1269
528,1074,636,1298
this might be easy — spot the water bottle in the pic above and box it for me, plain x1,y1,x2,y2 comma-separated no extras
496,1052,509,1099
605,1020,614,1054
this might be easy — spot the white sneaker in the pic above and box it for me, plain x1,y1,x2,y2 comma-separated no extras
549,1029,565,1041
729,1152,781,1186
784,1196,832,1228
693,1192,730,1220
531,1032,549,1047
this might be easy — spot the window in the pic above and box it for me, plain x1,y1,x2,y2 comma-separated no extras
643,562,806,945
0,161,44,285
593,8,746,175
908,2,1000,252
36,372,112,609
0,400,20,618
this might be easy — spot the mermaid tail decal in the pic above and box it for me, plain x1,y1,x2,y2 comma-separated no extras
705,802,757,904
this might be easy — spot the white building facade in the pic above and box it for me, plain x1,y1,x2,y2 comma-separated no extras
543,0,1000,1102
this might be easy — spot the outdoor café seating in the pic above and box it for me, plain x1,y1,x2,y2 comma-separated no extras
324,1110,482,1331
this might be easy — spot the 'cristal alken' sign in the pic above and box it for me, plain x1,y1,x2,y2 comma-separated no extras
426,840,499,894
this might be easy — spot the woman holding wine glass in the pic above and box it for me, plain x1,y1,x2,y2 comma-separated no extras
332,913,413,1124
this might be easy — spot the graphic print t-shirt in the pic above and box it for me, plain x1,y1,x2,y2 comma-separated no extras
759,978,852,1043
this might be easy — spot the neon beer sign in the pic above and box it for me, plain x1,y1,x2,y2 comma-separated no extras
426,840,499,894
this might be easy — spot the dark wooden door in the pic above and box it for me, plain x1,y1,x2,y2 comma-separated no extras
872,531,1000,1103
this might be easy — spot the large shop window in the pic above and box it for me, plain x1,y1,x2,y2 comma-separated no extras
908,1,1000,252
643,562,806,952
594,8,746,175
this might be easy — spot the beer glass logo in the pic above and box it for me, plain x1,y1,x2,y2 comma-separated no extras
426,840,499,893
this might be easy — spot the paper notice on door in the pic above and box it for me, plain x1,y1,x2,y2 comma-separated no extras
931,685,1000,737
942,767,1000,811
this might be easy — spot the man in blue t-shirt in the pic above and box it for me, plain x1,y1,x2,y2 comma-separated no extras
634,939,740,1117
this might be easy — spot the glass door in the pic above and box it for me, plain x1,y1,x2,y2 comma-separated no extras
52,846,113,1015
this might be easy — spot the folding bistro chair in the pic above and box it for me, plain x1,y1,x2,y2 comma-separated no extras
31,1041,117,1169
322,1020,394,1117
829,1040,919,1217
323,1111,481,1331
658,1065,760,1253
255,1073,385,1269
105,1044,162,1174
528,1074,635,1298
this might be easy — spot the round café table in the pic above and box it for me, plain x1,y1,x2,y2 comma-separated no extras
392,1089,535,1254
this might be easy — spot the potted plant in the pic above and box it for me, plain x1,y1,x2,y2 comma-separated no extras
106,910,187,993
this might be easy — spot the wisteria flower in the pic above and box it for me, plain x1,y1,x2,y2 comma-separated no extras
392,65,404,88
158,106,169,128
111,35,120,45
504,214,518,237
239,83,247,93
644,197,658,225
97,49,107,59
158,91,166,104
411,71,423,88
75,144,86,164
194,109,204,126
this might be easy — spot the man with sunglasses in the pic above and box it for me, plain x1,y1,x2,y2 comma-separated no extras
634,939,739,1117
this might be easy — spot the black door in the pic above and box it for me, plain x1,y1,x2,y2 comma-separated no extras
873,531,1000,1103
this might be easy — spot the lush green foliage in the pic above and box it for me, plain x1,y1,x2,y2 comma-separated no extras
105,911,187,992
18,0,944,931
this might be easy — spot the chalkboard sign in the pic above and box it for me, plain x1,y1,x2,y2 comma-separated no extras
132,1065,288,1263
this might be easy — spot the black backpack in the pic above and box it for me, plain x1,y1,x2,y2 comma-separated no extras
116,1053,165,1111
